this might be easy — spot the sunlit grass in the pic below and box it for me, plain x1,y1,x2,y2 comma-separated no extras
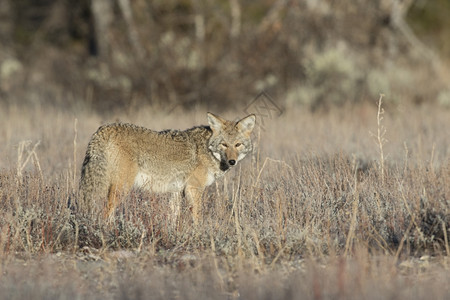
0,102,448,299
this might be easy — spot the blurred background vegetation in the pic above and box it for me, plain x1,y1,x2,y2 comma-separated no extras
1,0,449,113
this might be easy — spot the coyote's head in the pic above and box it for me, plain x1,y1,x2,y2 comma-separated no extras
207,112,256,171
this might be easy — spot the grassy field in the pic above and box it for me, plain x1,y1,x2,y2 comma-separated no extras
0,100,449,299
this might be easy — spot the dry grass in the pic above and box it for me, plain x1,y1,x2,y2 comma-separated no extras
0,101,449,299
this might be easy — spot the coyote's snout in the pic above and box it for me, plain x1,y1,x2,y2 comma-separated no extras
79,112,256,224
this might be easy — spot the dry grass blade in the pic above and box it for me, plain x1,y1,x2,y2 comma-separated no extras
369,94,387,183
16,140,42,184
344,164,360,256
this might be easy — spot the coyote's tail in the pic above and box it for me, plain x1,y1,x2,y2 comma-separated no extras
78,137,110,216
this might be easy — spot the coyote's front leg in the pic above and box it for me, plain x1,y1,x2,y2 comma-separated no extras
185,165,211,225
184,184,205,225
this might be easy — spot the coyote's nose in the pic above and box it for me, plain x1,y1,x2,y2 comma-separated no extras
228,160,236,166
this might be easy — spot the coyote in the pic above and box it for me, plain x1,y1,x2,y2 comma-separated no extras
79,112,256,224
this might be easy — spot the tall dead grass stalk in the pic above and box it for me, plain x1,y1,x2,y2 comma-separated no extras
370,94,387,183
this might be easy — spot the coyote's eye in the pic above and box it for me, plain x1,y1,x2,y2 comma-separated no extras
235,143,242,147
220,143,228,148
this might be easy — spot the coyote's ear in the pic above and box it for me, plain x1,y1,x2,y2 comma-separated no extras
207,112,226,132
236,114,256,136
